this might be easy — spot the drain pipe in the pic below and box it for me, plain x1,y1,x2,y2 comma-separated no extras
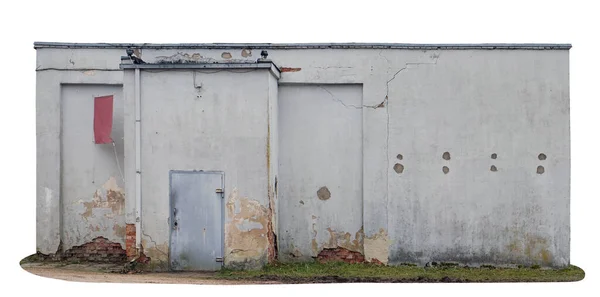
134,67,142,253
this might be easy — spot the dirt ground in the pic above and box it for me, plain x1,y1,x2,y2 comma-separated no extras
21,263,281,285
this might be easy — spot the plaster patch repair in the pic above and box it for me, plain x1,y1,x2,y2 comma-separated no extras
364,228,390,264
225,188,272,268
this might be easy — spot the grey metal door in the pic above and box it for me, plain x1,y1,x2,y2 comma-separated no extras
169,171,224,271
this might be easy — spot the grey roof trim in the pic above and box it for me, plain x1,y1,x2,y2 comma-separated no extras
34,42,572,50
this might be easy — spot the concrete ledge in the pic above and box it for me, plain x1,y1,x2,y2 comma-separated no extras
120,62,281,79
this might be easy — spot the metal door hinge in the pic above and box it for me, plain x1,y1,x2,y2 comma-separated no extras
215,257,223,262
216,188,224,193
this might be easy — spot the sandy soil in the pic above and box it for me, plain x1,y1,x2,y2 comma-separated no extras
21,263,280,285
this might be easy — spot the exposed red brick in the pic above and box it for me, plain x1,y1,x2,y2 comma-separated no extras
125,224,137,260
135,252,150,264
280,67,302,72
62,237,126,263
317,247,365,264
369,258,384,265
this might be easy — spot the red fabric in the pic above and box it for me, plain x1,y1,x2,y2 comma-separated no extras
93,95,114,144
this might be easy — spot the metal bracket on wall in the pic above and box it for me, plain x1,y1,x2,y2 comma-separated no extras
216,188,224,198
215,257,224,263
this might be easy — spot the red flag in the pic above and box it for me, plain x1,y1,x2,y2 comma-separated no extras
94,95,114,144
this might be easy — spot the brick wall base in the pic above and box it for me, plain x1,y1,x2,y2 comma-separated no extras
317,247,365,264
62,237,126,263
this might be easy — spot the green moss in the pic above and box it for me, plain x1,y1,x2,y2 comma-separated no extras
216,262,585,283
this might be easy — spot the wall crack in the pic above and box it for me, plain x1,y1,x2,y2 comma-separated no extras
141,232,168,259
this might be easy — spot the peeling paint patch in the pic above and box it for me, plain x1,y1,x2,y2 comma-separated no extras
241,49,252,57
364,228,390,265
311,239,319,256
81,177,125,220
225,188,269,265
324,226,364,253
155,52,208,64
113,224,126,238
281,67,302,72
83,70,96,76
221,52,232,59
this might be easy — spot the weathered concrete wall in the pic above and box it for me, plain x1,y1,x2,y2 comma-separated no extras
36,48,125,255
36,44,570,268
129,69,277,269
60,84,125,249
385,51,570,267
267,73,279,262
278,84,364,262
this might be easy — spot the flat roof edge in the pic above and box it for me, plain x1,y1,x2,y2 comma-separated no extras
34,42,572,50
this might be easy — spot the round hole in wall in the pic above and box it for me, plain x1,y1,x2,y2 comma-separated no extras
443,152,451,160
397,154,403,160
491,153,497,159
442,166,450,174
538,153,547,161
490,165,498,172
537,166,545,174
393,163,404,174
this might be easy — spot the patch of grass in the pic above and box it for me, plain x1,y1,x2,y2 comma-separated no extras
217,261,585,283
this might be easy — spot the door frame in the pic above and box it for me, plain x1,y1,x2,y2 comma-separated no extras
168,170,225,271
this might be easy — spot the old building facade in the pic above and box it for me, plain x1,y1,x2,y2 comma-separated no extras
35,42,571,270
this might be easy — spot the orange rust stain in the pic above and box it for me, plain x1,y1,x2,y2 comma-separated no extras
281,67,302,72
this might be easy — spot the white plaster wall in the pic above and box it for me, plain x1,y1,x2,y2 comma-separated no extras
385,50,570,267
278,84,364,261
60,84,125,249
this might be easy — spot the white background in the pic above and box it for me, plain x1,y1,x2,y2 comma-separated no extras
0,0,597,295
